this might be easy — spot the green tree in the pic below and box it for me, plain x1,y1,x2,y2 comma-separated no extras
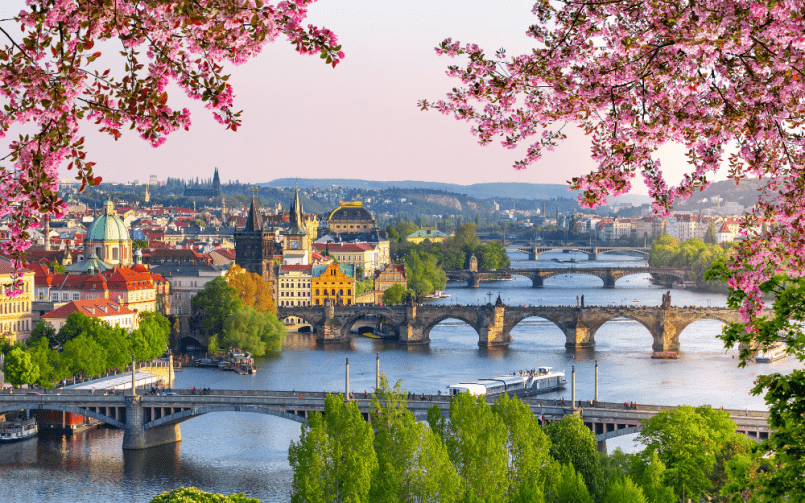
405,250,447,302
191,277,243,337
25,337,67,388
288,393,378,503
636,405,740,501
381,283,409,305
370,376,461,503
603,477,647,503
548,464,593,503
2,347,40,386
94,326,132,370
132,239,149,251
431,392,509,503
491,393,557,499
130,311,170,361
220,306,286,357
27,321,58,348
704,222,717,244
207,335,221,355
61,333,107,378
56,311,111,346
355,278,374,297
148,487,260,503
544,414,605,502
628,452,676,503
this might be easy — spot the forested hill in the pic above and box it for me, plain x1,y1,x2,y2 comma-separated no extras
264,179,578,201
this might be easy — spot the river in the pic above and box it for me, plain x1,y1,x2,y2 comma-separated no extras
1,251,799,503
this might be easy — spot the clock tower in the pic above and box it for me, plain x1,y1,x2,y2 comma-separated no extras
282,186,309,265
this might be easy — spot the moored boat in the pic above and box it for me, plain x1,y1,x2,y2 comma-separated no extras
0,418,38,443
756,341,787,363
447,367,566,397
425,290,450,299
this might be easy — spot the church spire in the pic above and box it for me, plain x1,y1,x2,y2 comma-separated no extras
287,185,307,235
245,186,263,232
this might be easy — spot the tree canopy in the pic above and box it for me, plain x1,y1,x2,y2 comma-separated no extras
220,306,286,357
191,277,243,337
0,1,343,293
226,265,276,315
404,250,448,302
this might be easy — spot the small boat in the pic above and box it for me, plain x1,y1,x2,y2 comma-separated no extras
361,332,382,339
0,418,38,443
425,290,450,299
756,341,787,363
447,367,566,397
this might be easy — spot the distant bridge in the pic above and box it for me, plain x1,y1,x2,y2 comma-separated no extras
0,390,771,451
276,300,761,356
501,244,651,261
445,267,689,288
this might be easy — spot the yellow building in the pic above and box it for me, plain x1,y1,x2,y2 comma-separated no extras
312,264,355,306
0,261,34,344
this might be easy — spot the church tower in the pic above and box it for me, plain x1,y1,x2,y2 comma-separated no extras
213,167,221,197
282,187,309,265
235,189,276,283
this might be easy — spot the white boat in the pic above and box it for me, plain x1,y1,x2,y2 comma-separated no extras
756,341,787,363
425,290,450,299
447,367,566,397
0,418,38,443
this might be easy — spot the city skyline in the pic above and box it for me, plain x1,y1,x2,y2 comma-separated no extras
1,1,731,196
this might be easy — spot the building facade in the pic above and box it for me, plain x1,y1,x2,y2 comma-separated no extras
0,260,34,344
312,264,355,306
41,298,139,332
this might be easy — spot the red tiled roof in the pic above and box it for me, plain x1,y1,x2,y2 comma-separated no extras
42,298,137,319
213,248,236,260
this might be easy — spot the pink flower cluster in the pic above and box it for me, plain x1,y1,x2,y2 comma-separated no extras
423,0,805,330
0,0,342,295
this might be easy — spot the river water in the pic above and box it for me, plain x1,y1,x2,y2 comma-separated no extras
1,251,800,503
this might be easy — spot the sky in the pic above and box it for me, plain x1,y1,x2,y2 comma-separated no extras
1,1,721,193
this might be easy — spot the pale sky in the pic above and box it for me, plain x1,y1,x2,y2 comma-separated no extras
1,1,719,194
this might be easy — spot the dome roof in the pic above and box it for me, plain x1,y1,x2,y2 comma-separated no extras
86,199,130,242
328,201,374,223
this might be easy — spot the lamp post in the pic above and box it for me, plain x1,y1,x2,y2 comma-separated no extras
131,354,136,395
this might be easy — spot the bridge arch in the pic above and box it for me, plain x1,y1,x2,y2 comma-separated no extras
421,313,482,341
585,311,657,350
144,405,309,430
505,314,569,348
339,310,403,338
0,403,125,429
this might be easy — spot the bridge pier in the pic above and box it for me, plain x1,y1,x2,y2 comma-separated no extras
478,304,511,347
530,273,544,288
399,304,430,345
468,273,481,289
122,396,181,450
563,322,595,349
603,270,616,289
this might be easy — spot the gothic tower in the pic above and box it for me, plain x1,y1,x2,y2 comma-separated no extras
235,190,275,284
213,167,221,197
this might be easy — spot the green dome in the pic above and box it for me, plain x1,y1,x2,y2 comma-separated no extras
86,200,130,242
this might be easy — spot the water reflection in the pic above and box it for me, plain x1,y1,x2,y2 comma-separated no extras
123,442,181,479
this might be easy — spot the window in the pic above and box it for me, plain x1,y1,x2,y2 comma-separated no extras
72,293,80,301
62,293,69,301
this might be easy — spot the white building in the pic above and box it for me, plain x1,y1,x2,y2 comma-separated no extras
41,298,139,332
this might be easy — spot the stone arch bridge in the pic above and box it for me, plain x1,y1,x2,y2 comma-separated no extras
0,392,770,451
445,267,689,288
278,302,756,356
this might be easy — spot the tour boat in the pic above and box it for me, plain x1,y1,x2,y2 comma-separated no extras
756,342,788,363
0,418,38,443
447,367,566,397
425,291,450,299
